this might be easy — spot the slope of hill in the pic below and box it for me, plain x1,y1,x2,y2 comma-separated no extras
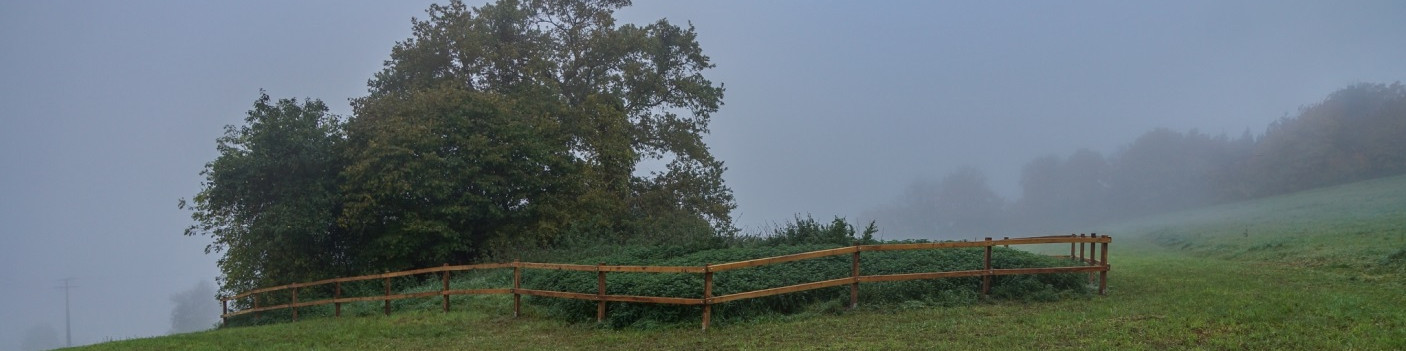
74,176,1406,350
1101,173,1406,275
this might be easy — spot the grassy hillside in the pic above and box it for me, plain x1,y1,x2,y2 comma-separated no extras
1105,173,1406,274
75,175,1406,350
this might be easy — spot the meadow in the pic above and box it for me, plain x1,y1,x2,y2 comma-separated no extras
74,175,1406,350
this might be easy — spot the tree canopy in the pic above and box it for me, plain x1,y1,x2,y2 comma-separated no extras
340,87,581,269
344,0,734,267
185,0,734,294
181,93,348,294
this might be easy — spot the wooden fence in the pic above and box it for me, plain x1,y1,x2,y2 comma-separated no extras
219,234,1111,330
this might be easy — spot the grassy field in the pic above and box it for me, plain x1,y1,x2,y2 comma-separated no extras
74,175,1406,350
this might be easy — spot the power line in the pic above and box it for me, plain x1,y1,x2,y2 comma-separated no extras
57,277,77,348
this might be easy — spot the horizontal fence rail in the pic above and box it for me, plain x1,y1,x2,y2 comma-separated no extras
219,234,1112,330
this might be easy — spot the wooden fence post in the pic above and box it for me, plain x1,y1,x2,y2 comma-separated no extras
1003,236,1009,248
292,286,299,322
1099,234,1110,295
442,263,450,313
850,246,860,309
596,262,606,323
384,277,391,316
982,237,993,297
1087,234,1098,282
702,264,713,331
335,281,342,317
513,259,522,318
1079,234,1087,264
254,293,260,322
221,298,227,326
1069,234,1076,262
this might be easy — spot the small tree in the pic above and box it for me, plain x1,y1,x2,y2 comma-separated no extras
181,92,348,296
169,281,220,334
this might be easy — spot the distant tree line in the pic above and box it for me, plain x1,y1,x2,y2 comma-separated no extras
866,82,1406,238
182,0,734,297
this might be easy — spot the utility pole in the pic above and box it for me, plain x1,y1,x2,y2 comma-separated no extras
57,277,77,347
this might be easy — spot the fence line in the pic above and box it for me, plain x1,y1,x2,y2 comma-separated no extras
219,234,1112,330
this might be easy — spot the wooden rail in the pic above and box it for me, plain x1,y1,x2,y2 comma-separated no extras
219,234,1111,330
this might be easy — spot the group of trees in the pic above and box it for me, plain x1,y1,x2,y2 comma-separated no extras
1009,128,1257,231
862,168,1005,237
183,0,734,296
1249,83,1406,196
867,82,1406,238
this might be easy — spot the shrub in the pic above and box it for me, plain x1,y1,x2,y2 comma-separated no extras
218,217,1090,329
521,242,1089,328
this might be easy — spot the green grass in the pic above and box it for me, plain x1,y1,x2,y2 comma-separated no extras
1110,174,1406,275
75,175,1406,350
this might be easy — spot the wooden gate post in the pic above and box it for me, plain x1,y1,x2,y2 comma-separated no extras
702,264,713,331
513,259,522,318
442,263,450,313
1099,235,1110,295
850,246,860,309
982,237,993,297
335,281,342,317
596,262,607,323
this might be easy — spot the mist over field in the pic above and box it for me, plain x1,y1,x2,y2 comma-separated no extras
3,1,1405,349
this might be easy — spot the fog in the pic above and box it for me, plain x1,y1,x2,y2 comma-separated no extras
2,0,1403,348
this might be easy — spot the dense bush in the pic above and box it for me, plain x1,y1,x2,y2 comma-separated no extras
219,217,1090,329
745,215,877,246
521,242,1089,328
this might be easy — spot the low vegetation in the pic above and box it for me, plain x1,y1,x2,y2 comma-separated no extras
523,243,1085,328
219,216,1090,329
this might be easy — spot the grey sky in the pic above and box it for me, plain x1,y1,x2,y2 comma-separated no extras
2,0,1403,347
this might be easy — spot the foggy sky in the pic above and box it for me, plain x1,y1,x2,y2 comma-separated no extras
2,0,1404,348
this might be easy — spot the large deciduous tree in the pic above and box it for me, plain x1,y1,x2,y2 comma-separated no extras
340,86,580,269
186,0,735,291
181,92,348,295
346,0,735,254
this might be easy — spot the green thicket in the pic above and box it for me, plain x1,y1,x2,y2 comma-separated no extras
521,217,1087,328
220,217,1089,329
522,244,1087,328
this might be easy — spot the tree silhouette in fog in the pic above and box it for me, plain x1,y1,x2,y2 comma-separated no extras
169,281,219,334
